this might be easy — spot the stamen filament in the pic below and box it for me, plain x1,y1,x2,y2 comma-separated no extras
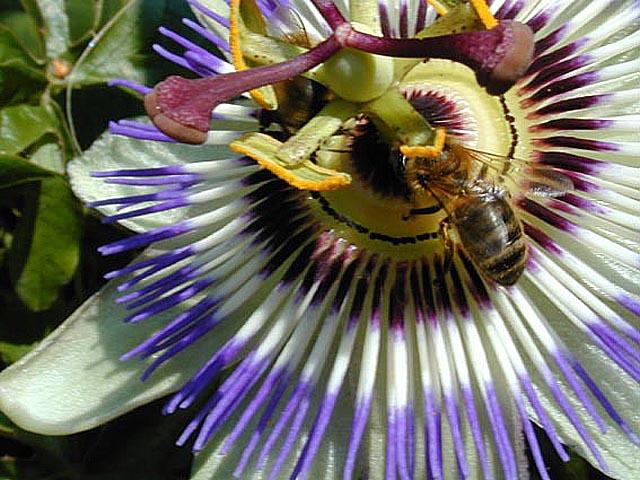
363,88,439,149
424,0,449,17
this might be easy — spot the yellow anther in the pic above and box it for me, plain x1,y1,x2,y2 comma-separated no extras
230,133,352,191
424,0,450,17
229,0,276,109
399,128,447,158
469,0,499,28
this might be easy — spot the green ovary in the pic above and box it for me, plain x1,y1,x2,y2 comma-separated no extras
317,23,395,103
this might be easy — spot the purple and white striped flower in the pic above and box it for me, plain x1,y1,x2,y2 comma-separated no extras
0,1,638,479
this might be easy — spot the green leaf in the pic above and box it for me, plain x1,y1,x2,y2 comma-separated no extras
0,399,192,479
0,104,58,155
0,458,18,478
95,0,131,30
0,411,15,435
0,65,45,106
68,0,168,87
0,10,45,63
0,412,78,480
7,177,81,311
18,0,42,24
64,0,97,45
34,0,70,58
0,29,46,80
0,25,47,105
0,341,36,365
29,142,65,174
68,0,197,88
79,397,193,479
0,154,54,189
43,94,78,157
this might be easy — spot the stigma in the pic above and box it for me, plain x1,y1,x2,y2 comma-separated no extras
142,1,534,193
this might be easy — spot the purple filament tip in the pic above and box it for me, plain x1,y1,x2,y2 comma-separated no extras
109,120,178,142
108,79,152,95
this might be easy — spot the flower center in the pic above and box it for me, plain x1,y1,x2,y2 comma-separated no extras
297,57,521,259
195,2,534,260
403,60,513,155
138,1,537,265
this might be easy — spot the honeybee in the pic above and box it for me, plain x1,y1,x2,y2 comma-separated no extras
402,143,573,286
268,77,332,133
259,7,333,134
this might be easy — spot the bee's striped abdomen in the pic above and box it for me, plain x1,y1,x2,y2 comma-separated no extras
452,194,526,286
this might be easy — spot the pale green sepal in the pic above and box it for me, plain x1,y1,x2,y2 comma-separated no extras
0,250,233,436
67,122,233,233
277,99,359,164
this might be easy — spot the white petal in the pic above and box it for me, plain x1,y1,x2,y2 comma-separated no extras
67,125,233,233
191,378,356,480
525,281,640,479
0,250,233,435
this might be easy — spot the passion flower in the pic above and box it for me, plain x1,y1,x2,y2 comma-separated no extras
0,1,638,479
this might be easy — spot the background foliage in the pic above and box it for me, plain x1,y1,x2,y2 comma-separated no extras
0,1,617,478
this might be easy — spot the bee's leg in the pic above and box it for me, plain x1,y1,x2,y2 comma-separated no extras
402,210,414,221
439,218,455,275
402,202,421,221
404,204,442,221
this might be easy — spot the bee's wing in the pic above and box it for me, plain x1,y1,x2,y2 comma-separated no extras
518,168,575,198
267,6,311,47
460,146,574,198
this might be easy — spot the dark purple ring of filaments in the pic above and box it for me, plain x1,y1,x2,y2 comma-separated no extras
85,3,640,478
144,1,535,144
